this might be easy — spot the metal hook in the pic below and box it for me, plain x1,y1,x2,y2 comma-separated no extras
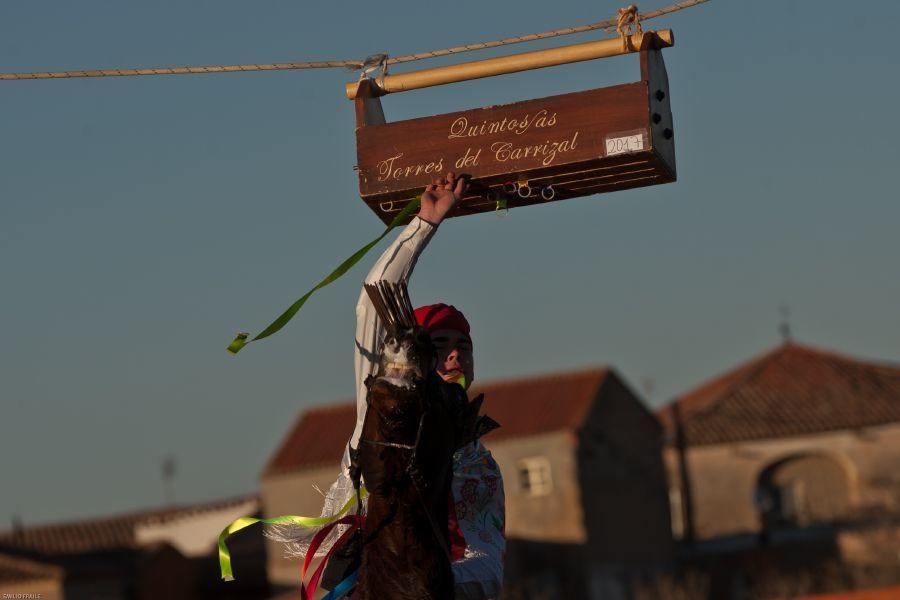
541,185,556,201
379,200,395,212
502,182,518,195
517,184,533,199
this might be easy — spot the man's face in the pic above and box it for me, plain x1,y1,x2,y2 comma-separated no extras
429,328,474,387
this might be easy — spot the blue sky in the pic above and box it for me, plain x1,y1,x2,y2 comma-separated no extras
2,0,898,526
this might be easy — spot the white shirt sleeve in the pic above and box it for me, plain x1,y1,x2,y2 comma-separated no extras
337,216,437,476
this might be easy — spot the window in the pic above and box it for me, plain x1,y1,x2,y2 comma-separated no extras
518,457,553,496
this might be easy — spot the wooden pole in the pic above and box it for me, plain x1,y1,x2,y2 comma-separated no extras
346,30,673,99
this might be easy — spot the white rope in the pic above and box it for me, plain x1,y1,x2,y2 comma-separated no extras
0,1,709,81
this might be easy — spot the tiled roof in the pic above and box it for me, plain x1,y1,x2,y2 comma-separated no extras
264,402,357,476
658,342,900,446
0,494,258,555
264,366,613,475
469,367,610,442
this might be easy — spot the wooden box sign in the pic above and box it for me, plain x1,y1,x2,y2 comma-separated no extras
354,46,675,225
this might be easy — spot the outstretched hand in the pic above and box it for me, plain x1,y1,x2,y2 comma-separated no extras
418,172,469,226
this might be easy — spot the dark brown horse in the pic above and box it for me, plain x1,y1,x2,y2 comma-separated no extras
351,281,496,600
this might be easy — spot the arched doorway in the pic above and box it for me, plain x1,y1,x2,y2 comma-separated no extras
755,454,852,530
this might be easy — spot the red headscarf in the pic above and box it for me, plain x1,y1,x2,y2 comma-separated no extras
414,303,471,340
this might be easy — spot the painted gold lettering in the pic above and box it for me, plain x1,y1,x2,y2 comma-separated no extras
448,109,560,142
377,154,403,182
491,141,511,162
544,142,560,165
376,153,449,180
455,147,482,169
515,115,530,135
486,130,579,167
448,117,468,139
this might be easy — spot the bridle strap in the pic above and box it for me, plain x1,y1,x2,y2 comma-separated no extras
358,407,424,452
359,439,415,451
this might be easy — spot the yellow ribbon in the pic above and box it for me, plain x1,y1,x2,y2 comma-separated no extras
219,486,368,581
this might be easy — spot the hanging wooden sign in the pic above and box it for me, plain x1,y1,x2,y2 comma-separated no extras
350,30,676,225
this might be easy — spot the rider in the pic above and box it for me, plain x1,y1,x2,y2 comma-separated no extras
326,172,506,599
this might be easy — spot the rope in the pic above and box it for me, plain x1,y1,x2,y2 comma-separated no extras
616,5,643,51
0,1,709,81
0,61,361,81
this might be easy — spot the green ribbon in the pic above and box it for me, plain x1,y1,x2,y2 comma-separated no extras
228,198,422,354
218,486,368,581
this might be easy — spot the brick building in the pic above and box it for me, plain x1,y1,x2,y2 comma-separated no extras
263,366,672,598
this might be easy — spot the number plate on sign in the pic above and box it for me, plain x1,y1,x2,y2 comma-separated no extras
605,132,646,156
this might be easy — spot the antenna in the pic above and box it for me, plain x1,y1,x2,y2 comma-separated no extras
779,304,792,343
162,455,177,506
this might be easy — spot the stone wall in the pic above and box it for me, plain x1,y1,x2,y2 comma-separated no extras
485,431,586,543
664,422,900,541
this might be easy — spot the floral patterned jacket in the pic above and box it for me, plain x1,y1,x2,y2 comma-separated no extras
449,440,506,598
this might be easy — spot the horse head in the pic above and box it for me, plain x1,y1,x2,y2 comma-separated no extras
358,282,498,491
354,281,499,600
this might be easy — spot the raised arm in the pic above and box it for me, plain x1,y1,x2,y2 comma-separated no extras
340,172,470,474
348,216,436,451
